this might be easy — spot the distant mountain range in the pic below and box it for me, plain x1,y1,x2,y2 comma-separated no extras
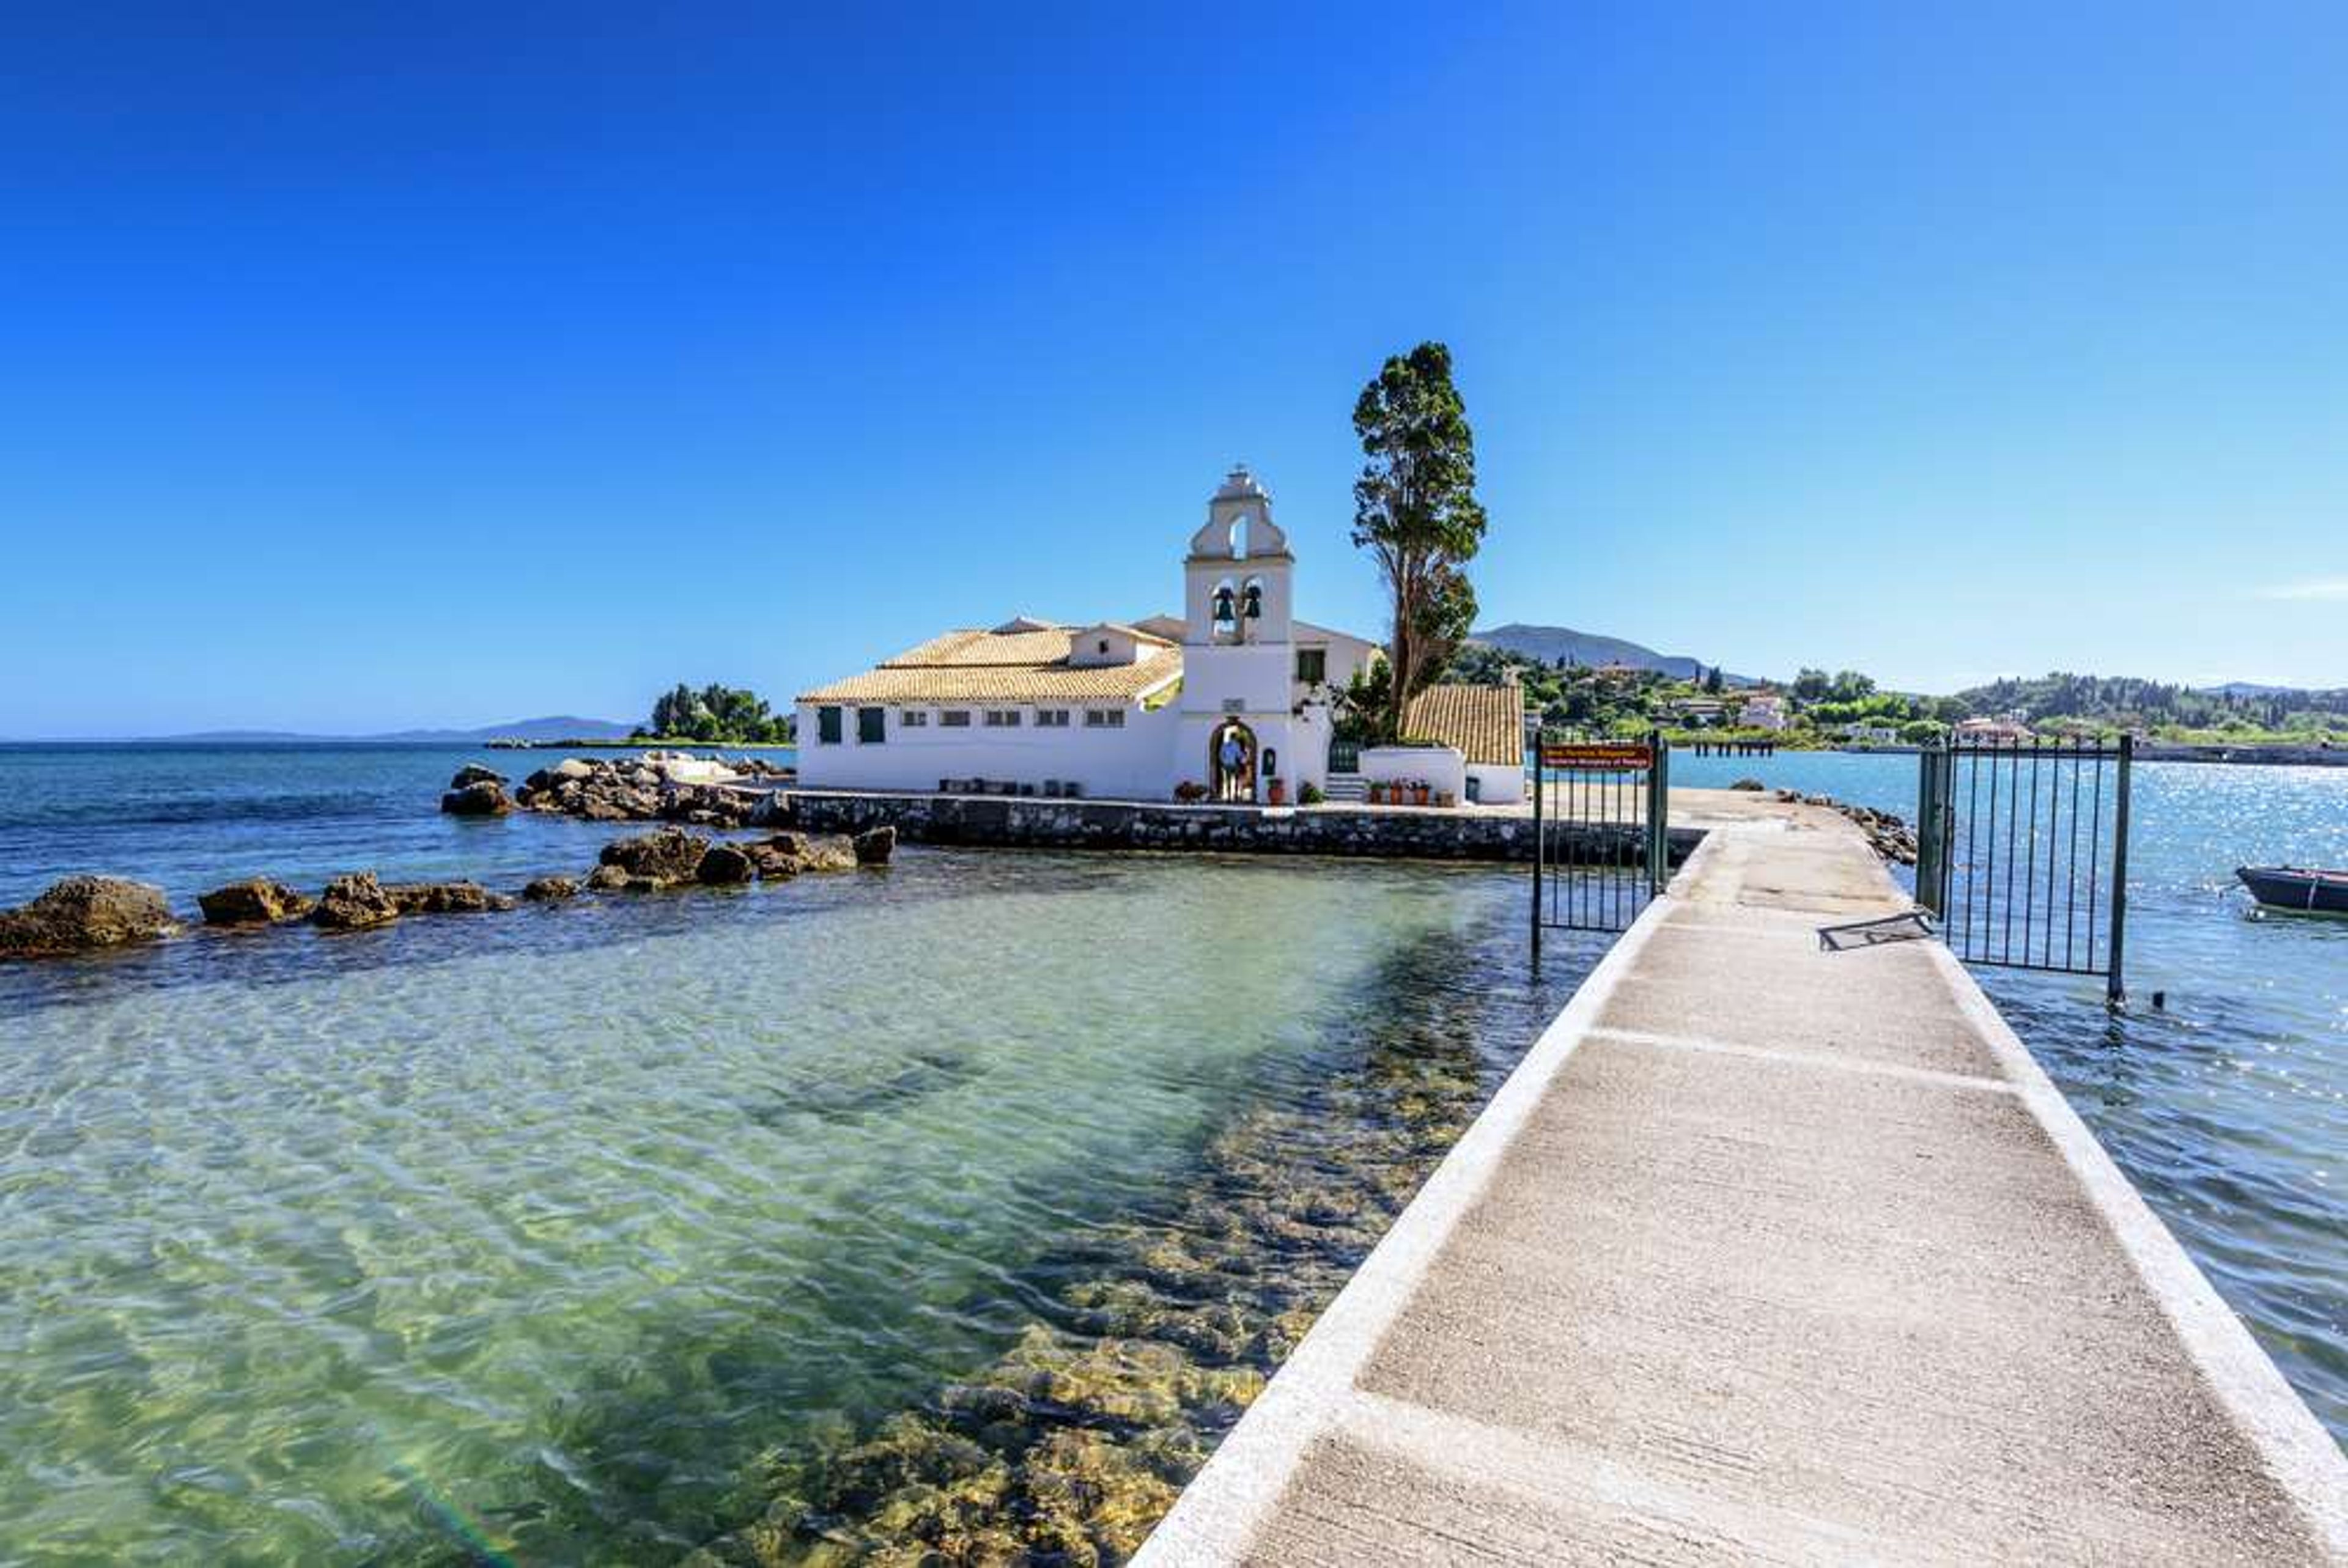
2196,682,2317,699
140,715,637,744
1469,624,1763,687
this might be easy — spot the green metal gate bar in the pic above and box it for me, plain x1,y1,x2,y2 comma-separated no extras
1531,730,1670,959
1916,734,2132,1007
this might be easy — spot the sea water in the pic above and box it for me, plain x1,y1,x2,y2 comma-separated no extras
0,743,2339,1562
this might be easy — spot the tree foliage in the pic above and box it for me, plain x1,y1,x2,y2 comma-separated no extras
1350,342,1487,743
638,682,793,743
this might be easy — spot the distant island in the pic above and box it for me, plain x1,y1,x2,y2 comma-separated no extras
35,716,641,745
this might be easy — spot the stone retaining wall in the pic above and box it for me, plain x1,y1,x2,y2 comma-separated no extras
786,791,1703,864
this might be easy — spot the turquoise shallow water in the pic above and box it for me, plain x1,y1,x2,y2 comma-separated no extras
0,751,1595,1559
0,744,2341,1563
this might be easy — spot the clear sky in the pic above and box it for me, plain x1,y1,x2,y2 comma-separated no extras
4,3,2344,736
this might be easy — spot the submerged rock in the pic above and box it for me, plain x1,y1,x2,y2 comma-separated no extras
687,930,1534,1568
522,875,580,902
0,876,178,957
198,877,314,925
585,864,632,892
440,779,514,816
386,880,515,914
1729,777,1766,791
696,844,756,886
597,827,711,886
852,826,897,866
311,872,402,930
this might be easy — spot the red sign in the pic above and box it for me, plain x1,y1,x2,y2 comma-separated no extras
1540,743,1652,771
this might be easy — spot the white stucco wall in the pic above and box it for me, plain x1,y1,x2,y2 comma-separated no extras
1360,745,1468,802
1466,760,1526,805
794,701,1181,800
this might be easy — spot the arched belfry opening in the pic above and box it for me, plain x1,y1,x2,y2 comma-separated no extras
1185,465,1293,648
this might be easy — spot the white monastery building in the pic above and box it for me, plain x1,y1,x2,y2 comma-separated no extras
795,468,1525,805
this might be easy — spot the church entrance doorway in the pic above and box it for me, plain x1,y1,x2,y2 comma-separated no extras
1208,720,1258,803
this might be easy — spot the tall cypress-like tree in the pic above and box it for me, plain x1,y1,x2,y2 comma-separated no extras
1351,342,1487,743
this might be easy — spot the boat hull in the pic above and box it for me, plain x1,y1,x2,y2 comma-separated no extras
2236,866,2348,917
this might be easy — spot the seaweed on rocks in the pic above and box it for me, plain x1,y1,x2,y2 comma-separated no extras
689,922,1575,1567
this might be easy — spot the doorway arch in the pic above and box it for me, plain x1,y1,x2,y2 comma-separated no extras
1208,720,1258,803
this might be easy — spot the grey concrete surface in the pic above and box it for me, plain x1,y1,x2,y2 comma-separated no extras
1137,808,2348,1566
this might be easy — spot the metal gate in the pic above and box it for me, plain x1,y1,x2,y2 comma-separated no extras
1916,735,2132,1005
1532,732,1669,955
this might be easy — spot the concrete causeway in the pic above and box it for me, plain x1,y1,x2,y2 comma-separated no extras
1138,801,2348,1565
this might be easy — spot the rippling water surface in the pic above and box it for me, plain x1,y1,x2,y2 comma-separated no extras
0,745,1595,1560
2,744,2341,1564
1674,748,2348,1441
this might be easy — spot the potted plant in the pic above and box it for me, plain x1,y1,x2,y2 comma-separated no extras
1368,780,1387,804
1267,777,1287,806
1412,780,1430,806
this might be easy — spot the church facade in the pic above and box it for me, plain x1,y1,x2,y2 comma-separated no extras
792,468,1520,804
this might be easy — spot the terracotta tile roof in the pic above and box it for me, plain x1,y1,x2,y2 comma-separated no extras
799,626,1181,705
1404,683,1527,766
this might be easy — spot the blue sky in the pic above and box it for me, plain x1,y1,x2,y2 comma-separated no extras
4,3,2344,735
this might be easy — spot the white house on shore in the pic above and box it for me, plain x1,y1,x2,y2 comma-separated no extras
794,467,1524,804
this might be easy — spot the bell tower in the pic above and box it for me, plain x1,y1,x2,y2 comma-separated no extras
1183,466,1294,647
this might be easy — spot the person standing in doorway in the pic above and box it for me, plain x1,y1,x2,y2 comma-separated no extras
1218,725,1247,802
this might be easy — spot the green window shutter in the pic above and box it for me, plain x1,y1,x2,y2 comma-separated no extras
817,706,842,745
857,707,886,743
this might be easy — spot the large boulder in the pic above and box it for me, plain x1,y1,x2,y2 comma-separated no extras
387,881,516,914
695,844,756,885
597,827,711,886
659,783,753,828
522,875,580,902
523,759,596,794
441,780,514,816
852,826,897,866
198,877,315,925
449,763,506,790
0,876,178,957
748,832,857,875
311,872,402,930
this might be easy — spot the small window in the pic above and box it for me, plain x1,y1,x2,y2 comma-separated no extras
1084,708,1125,729
940,710,972,727
816,706,842,745
1035,709,1070,728
900,709,929,727
857,707,885,744
1295,649,1327,683
1097,639,1110,654
984,710,1022,727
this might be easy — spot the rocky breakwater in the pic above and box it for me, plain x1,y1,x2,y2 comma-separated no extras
1774,789,1919,864
507,754,791,830
309,874,517,930
583,826,890,891
2,821,890,961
